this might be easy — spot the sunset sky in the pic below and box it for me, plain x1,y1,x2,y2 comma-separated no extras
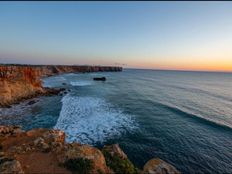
0,2,232,72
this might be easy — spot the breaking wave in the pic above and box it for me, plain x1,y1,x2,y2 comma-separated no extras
70,81,92,86
54,95,137,144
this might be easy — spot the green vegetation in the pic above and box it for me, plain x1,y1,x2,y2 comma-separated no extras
102,149,140,174
97,169,104,174
63,158,94,174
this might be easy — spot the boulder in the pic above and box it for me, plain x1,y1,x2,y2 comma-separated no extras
27,100,36,105
42,130,65,144
58,143,110,173
143,158,180,174
26,128,46,137
0,126,23,137
102,144,139,174
9,146,23,154
43,88,65,96
33,137,50,152
0,160,24,174
0,152,4,157
34,137,45,146
102,144,127,159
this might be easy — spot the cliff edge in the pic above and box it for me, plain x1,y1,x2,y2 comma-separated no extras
0,125,180,174
0,65,122,107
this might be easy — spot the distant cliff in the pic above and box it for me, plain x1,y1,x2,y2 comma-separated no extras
0,65,122,107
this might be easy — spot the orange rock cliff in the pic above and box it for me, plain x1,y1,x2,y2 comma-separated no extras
0,125,180,174
0,65,122,107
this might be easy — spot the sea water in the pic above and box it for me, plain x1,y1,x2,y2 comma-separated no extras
0,69,232,174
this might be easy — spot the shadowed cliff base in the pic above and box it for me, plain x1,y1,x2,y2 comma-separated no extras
0,65,122,107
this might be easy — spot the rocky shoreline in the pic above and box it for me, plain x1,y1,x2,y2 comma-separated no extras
0,125,180,174
0,65,181,173
0,65,122,107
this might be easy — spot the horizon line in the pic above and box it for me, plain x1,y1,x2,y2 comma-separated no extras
1,63,231,74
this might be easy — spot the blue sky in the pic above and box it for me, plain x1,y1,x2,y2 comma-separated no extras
0,2,232,71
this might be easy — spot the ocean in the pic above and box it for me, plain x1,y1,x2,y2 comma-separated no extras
0,69,232,174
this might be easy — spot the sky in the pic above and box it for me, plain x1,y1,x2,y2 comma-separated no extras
0,2,232,72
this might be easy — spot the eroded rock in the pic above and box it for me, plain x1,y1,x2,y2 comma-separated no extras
0,125,23,137
143,158,180,174
102,144,139,174
27,100,36,105
58,143,110,173
0,126,180,174
42,129,65,144
33,137,50,152
0,160,24,174
103,144,127,159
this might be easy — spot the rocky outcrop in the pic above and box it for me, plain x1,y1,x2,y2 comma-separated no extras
102,144,139,174
102,144,127,159
143,159,180,174
57,143,111,174
0,159,24,174
0,65,122,107
0,126,180,174
0,125,23,137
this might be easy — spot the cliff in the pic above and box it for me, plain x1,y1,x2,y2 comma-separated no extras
0,65,122,107
0,125,180,174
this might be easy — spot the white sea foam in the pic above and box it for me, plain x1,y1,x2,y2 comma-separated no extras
54,95,137,144
63,73,77,76
70,81,92,86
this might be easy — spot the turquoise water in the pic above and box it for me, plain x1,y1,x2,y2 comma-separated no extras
0,69,232,174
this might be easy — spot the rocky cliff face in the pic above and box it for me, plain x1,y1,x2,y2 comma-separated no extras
0,126,180,174
0,65,122,107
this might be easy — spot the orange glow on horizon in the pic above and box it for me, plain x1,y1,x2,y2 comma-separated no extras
125,57,232,72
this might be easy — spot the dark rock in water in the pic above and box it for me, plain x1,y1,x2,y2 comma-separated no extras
27,100,36,105
44,88,66,96
62,83,67,86
60,88,66,91
93,77,106,81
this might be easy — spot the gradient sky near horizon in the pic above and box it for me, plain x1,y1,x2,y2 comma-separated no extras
0,2,232,71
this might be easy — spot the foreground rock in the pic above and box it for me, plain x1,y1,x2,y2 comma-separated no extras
143,159,180,174
0,126,180,174
102,144,139,174
0,160,24,174
57,143,111,174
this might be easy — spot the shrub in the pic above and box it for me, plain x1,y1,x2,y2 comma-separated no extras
102,149,140,174
63,158,94,174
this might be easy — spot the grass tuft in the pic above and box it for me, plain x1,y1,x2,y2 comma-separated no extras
102,149,140,174
63,158,94,174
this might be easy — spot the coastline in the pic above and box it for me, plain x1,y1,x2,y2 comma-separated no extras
0,65,181,174
0,65,122,107
0,125,180,174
